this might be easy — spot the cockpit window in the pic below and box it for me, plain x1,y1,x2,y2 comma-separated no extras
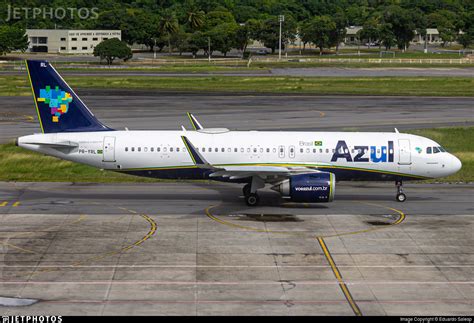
426,147,432,154
433,146,440,154
439,146,446,152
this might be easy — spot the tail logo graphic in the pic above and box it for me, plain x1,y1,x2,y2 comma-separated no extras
37,86,73,122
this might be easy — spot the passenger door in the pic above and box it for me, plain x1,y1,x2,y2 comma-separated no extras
398,139,411,165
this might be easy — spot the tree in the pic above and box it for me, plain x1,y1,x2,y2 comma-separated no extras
378,23,396,50
383,5,417,51
457,33,472,49
187,9,205,30
360,17,380,48
0,26,28,55
300,16,337,56
93,38,132,65
207,22,238,57
235,19,261,54
255,16,297,54
159,10,179,54
331,11,348,54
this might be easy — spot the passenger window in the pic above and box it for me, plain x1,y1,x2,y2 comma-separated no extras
426,147,432,154
125,147,128,152
144,147,148,152
215,148,218,152
253,148,257,153
241,148,244,153
320,149,323,153
306,148,310,153
163,147,167,152
176,147,180,152
131,147,135,152
221,148,225,152
157,147,160,152
228,148,231,152
300,148,304,153
183,148,186,152
260,148,263,153
247,148,250,153
313,149,316,153
170,147,174,152
151,147,154,152
234,148,238,152
273,148,276,153
266,148,270,153
138,147,141,152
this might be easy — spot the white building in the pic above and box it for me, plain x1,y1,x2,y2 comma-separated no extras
26,29,122,54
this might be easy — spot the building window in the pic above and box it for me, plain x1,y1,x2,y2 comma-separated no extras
82,47,87,50
38,37,47,44
72,47,77,50
72,38,77,41
60,38,66,41
82,38,88,41
60,47,66,50
103,38,108,40
93,37,98,41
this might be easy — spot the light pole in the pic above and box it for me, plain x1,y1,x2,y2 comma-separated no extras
153,38,157,61
278,15,284,60
208,36,211,62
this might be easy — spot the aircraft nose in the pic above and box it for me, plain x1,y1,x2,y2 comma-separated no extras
450,154,462,173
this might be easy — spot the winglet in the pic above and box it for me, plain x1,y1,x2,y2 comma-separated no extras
181,136,213,168
187,112,203,130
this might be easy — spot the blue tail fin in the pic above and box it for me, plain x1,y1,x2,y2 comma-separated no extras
26,60,113,133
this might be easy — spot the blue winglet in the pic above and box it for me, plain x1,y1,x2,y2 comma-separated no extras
181,136,211,167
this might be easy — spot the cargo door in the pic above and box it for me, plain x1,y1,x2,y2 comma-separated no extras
103,136,116,162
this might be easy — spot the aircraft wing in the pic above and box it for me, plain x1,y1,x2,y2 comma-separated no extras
181,136,320,181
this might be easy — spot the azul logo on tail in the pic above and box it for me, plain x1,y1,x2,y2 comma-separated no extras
37,85,73,123
331,140,394,163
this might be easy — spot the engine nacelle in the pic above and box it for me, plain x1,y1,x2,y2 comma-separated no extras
271,172,335,203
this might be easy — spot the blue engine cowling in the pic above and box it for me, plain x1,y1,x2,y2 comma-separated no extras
271,172,335,203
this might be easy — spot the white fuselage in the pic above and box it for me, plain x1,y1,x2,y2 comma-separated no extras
18,130,462,182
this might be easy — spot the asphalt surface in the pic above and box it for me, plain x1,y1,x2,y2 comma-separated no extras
0,181,473,315
1,93,474,144
2,67,474,77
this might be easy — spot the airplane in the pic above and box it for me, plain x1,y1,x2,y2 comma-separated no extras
16,60,462,206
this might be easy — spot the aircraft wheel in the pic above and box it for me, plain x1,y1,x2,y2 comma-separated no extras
245,193,259,207
396,193,407,202
243,183,251,197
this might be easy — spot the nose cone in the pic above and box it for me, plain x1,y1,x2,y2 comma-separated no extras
450,154,462,174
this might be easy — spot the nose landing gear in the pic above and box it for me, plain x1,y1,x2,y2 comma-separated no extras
396,180,406,202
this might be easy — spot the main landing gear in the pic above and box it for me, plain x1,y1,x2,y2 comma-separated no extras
395,180,406,202
243,183,260,206
243,177,265,207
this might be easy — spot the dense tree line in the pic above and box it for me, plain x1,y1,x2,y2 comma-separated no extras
0,0,473,55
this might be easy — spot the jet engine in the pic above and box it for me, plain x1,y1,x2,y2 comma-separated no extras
271,172,335,203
